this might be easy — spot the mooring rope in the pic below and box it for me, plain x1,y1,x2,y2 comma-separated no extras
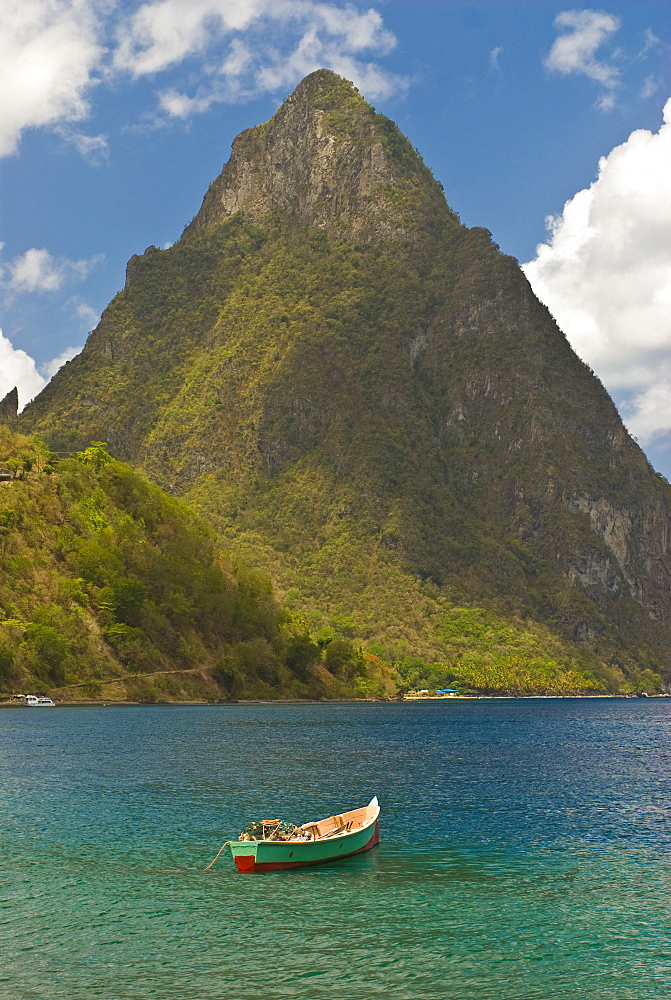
202,840,231,871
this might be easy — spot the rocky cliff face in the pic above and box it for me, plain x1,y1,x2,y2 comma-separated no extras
19,70,671,683
185,71,454,243
0,387,18,423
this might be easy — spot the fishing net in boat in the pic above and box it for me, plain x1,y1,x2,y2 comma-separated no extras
238,818,310,842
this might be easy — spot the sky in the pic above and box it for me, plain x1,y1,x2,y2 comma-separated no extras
1,0,670,477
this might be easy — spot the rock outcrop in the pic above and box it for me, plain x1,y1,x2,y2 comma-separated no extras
0,387,18,423
185,70,455,244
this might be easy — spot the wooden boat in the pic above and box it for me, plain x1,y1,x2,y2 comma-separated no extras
228,796,380,873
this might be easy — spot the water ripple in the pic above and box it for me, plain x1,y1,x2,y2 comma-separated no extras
1,699,670,998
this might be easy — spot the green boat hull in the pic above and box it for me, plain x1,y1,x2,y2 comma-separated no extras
229,820,380,872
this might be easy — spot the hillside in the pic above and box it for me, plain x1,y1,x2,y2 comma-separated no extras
0,427,399,701
19,70,671,693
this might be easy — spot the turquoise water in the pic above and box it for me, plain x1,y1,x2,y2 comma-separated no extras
1,699,670,999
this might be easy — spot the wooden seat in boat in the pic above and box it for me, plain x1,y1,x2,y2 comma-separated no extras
300,808,361,840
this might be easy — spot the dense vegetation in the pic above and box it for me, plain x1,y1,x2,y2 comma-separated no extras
0,428,402,701
18,71,671,696
0,429,661,699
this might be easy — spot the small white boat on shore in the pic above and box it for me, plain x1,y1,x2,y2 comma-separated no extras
19,694,56,707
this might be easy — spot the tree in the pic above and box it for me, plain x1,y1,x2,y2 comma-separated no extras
285,632,321,680
324,638,365,681
76,442,112,470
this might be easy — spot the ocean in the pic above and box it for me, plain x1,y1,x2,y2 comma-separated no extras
1,698,670,999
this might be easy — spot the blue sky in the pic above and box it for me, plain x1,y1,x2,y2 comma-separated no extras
1,0,670,476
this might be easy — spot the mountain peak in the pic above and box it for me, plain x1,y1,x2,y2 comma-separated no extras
185,70,454,241
289,67,361,101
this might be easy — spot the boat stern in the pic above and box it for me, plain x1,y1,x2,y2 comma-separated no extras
229,841,258,872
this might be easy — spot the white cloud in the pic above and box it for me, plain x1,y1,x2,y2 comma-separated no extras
4,248,102,294
621,381,671,445
545,9,621,108
0,328,46,409
1,1,405,157
489,46,503,72
116,0,406,111
7,248,66,292
39,344,83,380
0,0,103,157
523,97,671,447
638,28,659,60
73,300,100,330
114,1,397,76
67,131,109,163
113,0,239,76
0,329,84,410
640,74,660,101
221,38,253,78
158,88,209,119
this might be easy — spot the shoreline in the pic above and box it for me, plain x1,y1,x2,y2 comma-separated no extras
1,693,668,708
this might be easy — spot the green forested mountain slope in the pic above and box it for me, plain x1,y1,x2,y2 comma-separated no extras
20,70,671,693
1,429,395,701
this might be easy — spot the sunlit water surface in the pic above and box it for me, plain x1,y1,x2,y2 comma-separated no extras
1,699,670,999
